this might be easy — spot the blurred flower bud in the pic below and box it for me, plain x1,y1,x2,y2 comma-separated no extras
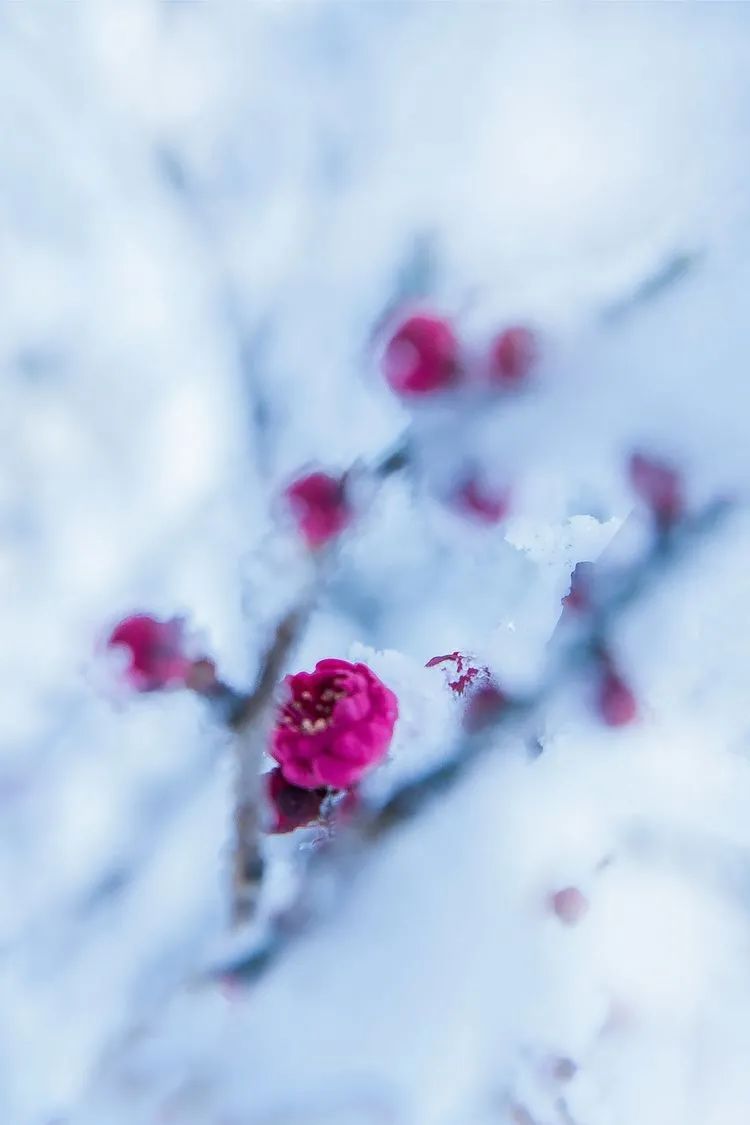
285,470,352,549
487,325,539,387
106,614,193,692
381,312,461,397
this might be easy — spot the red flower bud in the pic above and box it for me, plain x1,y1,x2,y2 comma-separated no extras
597,668,638,727
488,325,538,387
452,476,510,525
265,767,327,834
463,682,509,732
549,886,589,926
382,313,460,397
107,614,192,692
285,471,352,550
628,452,683,531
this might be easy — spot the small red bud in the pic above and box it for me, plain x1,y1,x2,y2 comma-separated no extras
488,325,538,387
284,471,352,550
628,451,683,531
463,683,509,732
382,312,460,397
549,886,589,926
452,476,510,525
597,668,638,727
265,768,327,834
106,614,192,692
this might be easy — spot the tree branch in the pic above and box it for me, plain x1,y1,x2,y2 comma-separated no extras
228,597,316,924
219,435,414,925
215,495,731,979
599,249,701,325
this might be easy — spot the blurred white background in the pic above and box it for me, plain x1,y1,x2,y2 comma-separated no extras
4,4,750,1123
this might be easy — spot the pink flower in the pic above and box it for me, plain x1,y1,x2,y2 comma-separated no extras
264,767,327,834
549,886,589,926
488,325,538,387
382,312,460,397
285,471,351,549
107,614,192,692
597,668,638,727
451,476,510,524
628,452,683,531
271,658,398,789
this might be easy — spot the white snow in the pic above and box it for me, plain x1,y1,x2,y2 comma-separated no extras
3,4,750,1123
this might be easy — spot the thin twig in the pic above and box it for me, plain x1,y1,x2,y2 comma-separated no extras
370,434,412,479
365,230,439,353
599,250,701,325
229,601,315,734
229,596,316,924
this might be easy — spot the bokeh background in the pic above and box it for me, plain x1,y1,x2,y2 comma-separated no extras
5,4,750,1123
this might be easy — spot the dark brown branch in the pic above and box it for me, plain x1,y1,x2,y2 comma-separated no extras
229,601,314,733
370,434,411,480
228,597,315,924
